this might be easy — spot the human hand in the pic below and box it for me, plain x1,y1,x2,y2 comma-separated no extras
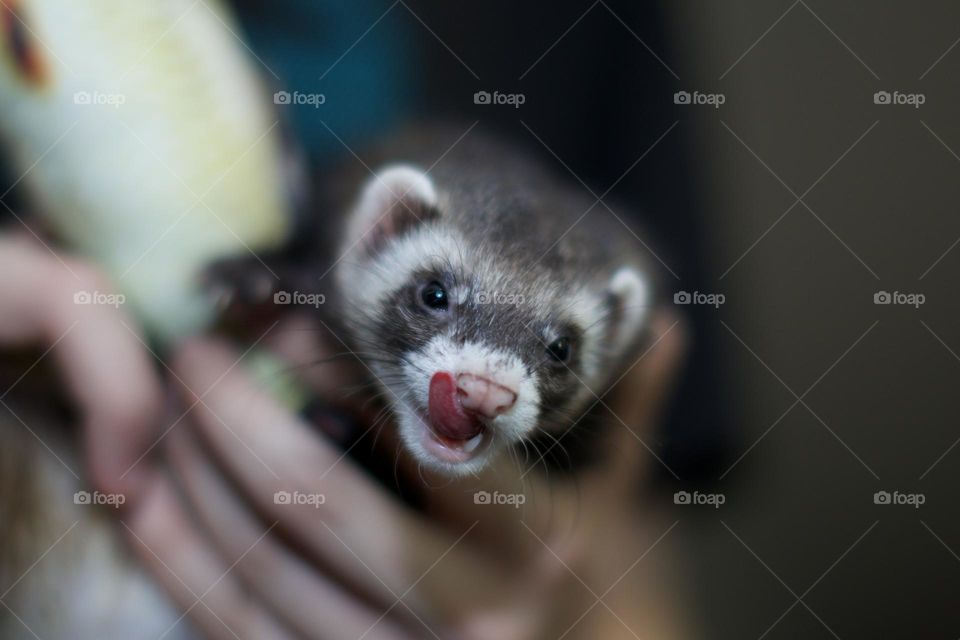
0,234,163,498
124,311,688,640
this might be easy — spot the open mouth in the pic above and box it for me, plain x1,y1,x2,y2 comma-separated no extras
418,411,487,463
411,370,490,464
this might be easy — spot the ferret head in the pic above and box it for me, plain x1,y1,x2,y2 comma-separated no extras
335,165,650,475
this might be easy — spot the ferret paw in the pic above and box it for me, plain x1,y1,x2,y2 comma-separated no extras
201,255,281,311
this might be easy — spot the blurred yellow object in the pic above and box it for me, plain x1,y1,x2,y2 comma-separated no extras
0,0,290,341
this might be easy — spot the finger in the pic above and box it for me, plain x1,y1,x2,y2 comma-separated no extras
124,473,298,640
170,337,503,617
600,308,689,492
0,237,163,499
611,308,689,425
166,424,418,640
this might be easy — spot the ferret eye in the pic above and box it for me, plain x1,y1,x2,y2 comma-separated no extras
546,337,571,363
420,281,449,311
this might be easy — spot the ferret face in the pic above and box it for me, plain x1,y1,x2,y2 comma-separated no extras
336,165,649,475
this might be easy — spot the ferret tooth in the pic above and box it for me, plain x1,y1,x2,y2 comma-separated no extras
464,432,483,453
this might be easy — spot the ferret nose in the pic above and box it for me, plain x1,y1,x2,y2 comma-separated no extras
456,373,517,419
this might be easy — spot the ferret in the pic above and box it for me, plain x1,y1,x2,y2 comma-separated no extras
217,126,663,476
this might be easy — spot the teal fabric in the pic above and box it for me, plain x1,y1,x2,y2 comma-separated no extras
233,0,416,167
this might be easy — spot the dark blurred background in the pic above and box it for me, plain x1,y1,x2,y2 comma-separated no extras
229,1,960,637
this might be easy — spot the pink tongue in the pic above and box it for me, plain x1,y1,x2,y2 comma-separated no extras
428,372,483,440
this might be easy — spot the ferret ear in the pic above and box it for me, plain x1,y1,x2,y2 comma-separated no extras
605,266,650,349
345,165,440,256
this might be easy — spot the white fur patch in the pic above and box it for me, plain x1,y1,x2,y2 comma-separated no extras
608,266,649,349
337,225,467,311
